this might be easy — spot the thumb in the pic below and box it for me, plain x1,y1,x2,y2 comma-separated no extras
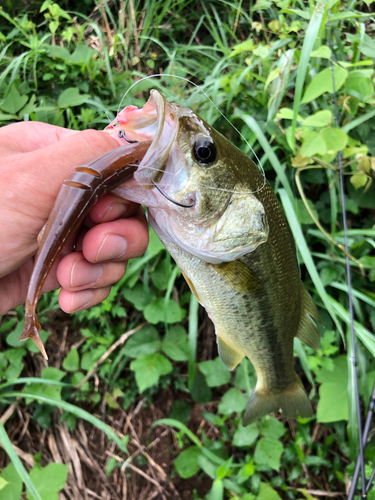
19,129,120,220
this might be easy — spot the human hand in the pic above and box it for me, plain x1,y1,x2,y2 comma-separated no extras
0,121,149,316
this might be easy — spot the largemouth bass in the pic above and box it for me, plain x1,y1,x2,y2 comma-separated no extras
21,90,321,424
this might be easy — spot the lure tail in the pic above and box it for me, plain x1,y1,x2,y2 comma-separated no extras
242,373,313,426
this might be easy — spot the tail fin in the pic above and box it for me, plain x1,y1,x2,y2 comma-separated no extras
242,373,312,426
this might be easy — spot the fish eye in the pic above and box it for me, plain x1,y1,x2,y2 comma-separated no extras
193,140,217,165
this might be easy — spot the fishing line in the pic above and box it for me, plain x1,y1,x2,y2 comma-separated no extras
114,73,267,194
327,23,366,498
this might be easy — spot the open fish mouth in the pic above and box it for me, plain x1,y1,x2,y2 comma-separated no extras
105,89,179,192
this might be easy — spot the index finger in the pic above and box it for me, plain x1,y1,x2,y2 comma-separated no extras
0,122,79,155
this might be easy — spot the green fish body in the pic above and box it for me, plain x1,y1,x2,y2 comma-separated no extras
109,90,322,424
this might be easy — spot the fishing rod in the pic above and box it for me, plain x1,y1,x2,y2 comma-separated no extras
327,22,374,499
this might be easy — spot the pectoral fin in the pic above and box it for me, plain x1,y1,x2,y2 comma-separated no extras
295,285,322,350
217,335,243,370
181,271,202,304
212,261,262,294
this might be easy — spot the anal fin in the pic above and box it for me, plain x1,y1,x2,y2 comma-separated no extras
295,285,322,351
217,335,243,370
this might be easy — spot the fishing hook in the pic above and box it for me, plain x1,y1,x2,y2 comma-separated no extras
118,129,139,143
151,179,194,208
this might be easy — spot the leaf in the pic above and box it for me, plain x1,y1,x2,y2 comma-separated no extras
302,110,332,127
255,482,282,500
218,388,247,415
345,76,374,101
295,199,318,225
291,3,324,150
300,130,326,157
310,45,331,59
276,107,294,120
147,230,165,256
232,423,259,447
144,299,185,324
350,174,368,190
174,446,202,478
0,86,28,114
27,463,69,500
123,283,156,311
123,325,161,357
58,87,89,108
130,353,173,392
302,67,348,103
151,257,172,290
316,355,348,423
62,348,79,372
199,357,231,387
322,128,348,152
260,417,286,439
360,34,375,58
162,325,189,361
254,437,284,470
0,463,22,500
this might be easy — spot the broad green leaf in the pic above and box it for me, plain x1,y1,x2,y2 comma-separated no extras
310,45,331,59
322,128,348,152
62,348,79,372
360,34,375,58
0,463,22,500
151,257,172,290
174,446,202,478
254,438,284,470
147,230,165,256
302,66,348,103
27,464,69,500
232,423,259,447
144,298,185,324
58,87,89,108
255,482,282,500
302,110,332,127
123,283,156,311
130,353,173,392
300,130,326,157
199,357,231,387
276,107,294,120
0,85,28,114
345,76,374,101
316,355,348,423
190,370,212,403
218,388,247,415
162,325,189,361
123,325,161,357
317,382,348,422
350,174,368,190
260,417,286,439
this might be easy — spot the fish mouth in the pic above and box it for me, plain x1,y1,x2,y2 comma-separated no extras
105,89,179,189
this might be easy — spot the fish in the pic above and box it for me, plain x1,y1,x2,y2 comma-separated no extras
20,89,321,424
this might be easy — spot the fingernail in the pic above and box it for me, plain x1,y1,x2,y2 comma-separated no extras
96,234,127,262
102,202,127,221
71,259,103,288
71,290,94,312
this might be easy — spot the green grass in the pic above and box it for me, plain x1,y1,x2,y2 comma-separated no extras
1,0,375,498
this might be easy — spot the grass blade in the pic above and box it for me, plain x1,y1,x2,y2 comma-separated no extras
291,3,325,151
279,188,343,337
188,294,199,390
0,421,42,500
2,393,128,453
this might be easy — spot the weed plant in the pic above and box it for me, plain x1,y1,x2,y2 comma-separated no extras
0,0,375,498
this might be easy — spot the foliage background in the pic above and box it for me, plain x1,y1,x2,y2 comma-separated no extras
0,0,375,499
